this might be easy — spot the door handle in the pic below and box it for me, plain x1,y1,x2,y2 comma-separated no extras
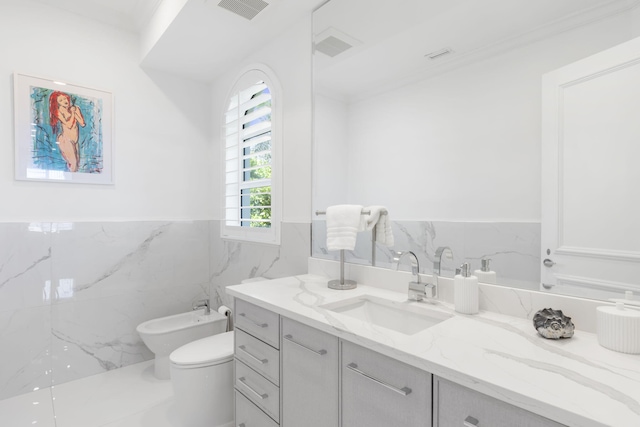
543,258,556,267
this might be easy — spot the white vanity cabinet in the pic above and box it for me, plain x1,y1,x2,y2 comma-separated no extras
341,340,432,427
281,318,339,427
234,299,282,427
233,297,566,427
433,377,563,427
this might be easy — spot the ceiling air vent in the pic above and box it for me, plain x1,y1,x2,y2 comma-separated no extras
315,35,353,58
218,0,269,20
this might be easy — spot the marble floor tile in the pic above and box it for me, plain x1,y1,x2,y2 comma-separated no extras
0,387,57,427
0,360,180,427
52,360,173,427
99,400,180,427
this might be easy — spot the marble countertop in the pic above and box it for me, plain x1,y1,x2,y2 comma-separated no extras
227,274,640,427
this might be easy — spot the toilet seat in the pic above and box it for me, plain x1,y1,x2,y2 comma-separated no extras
170,331,234,369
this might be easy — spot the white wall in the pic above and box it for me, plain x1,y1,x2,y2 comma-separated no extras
140,0,189,58
316,11,639,222
0,0,212,222
312,93,349,212
210,18,313,224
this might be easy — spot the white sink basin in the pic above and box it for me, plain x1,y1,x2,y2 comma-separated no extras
320,295,451,335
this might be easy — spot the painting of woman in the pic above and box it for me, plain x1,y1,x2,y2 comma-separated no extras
49,91,85,172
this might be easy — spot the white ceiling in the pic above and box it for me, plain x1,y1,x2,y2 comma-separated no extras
140,0,324,82
33,0,162,32
33,0,325,82
313,0,640,100
31,0,640,85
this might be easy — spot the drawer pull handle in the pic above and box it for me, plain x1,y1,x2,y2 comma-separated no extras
463,416,479,427
284,334,327,356
238,376,268,400
238,424,246,427
346,362,412,396
238,313,268,328
238,345,268,364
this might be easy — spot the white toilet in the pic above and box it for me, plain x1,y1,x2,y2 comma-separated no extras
169,331,235,427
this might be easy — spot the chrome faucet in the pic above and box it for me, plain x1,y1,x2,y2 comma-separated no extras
433,246,454,286
394,251,436,302
193,299,211,315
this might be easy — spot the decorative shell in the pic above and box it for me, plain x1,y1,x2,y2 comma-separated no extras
533,308,575,339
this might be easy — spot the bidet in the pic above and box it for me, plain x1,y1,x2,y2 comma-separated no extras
136,307,226,379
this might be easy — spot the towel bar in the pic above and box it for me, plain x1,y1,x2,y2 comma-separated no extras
316,208,388,288
326,249,357,290
315,209,387,216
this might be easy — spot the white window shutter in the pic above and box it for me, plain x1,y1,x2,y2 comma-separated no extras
221,66,281,245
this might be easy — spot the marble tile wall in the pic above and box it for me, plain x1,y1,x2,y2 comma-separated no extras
312,220,541,290
0,220,310,400
209,221,311,308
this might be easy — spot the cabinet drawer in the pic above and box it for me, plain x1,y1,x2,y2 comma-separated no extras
341,341,432,427
235,328,280,386
235,390,279,427
434,377,563,427
235,299,280,349
235,359,280,423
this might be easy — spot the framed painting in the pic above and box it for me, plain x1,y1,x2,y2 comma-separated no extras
13,73,113,184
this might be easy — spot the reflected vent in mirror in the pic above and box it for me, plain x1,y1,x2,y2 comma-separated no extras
218,0,269,20
315,35,353,57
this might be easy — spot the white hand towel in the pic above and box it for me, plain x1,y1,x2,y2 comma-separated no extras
364,205,394,247
326,204,365,251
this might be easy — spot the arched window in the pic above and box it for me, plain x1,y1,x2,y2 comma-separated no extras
221,66,281,244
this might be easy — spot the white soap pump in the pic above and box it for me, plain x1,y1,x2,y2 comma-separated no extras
474,258,496,284
454,263,479,315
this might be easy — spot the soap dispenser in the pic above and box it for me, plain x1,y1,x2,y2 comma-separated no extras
454,263,479,314
474,258,496,284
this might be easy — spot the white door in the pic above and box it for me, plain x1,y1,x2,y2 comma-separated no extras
541,35,640,298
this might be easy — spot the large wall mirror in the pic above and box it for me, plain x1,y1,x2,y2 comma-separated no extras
311,0,640,302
